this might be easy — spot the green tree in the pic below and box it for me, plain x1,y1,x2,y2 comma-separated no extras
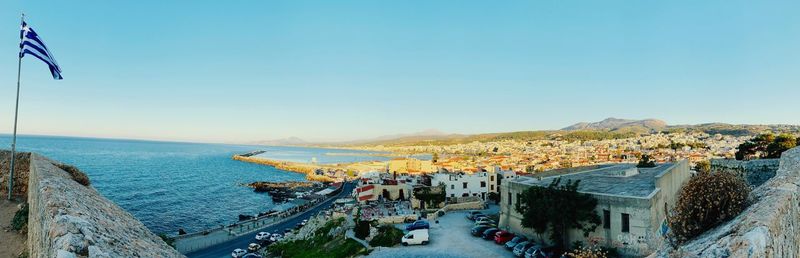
736,133,795,160
637,154,656,168
736,133,775,160
766,134,797,158
413,183,446,208
515,178,600,248
693,160,711,173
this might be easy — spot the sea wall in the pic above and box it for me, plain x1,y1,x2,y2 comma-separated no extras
659,147,800,257
710,158,780,187
26,153,183,258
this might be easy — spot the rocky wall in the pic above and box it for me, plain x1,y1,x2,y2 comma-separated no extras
26,153,184,258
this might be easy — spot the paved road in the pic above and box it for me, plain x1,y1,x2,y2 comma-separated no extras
186,181,356,258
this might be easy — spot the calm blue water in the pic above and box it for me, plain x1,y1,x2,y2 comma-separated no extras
254,146,431,164
0,135,386,234
254,146,389,164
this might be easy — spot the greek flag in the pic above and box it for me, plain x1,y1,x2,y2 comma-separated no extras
19,21,62,80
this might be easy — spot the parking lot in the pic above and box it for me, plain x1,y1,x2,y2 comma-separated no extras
367,208,516,258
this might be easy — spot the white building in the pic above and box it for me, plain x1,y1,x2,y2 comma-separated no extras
432,172,490,201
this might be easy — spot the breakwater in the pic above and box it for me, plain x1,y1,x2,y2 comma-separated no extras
232,155,336,182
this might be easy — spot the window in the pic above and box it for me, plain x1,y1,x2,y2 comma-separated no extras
603,210,610,229
451,194,454,197
451,184,454,190
491,185,494,191
621,213,630,233
480,181,486,187
490,175,495,181
508,192,512,205
463,182,468,189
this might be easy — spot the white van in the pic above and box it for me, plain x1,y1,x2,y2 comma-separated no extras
401,229,429,246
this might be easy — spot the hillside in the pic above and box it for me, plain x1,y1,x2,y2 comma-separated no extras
562,117,667,133
339,120,800,147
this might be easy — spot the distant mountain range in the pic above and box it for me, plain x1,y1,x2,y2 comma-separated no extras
562,118,667,133
252,129,459,147
252,137,308,146
253,118,800,147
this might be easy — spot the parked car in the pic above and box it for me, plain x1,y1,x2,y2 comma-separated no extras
255,232,270,241
300,219,308,226
513,241,536,257
284,228,292,233
474,220,497,227
242,254,263,258
524,245,545,258
482,228,500,240
466,211,484,220
474,217,494,224
505,235,528,249
473,214,488,221
231,248,246,258
247,243,261,253
406,220,430,231
269,233,283,242
494,230,515,244
401,229,430,246
470,225,492,236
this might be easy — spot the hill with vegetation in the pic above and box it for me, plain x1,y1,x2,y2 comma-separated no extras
336,120,800,147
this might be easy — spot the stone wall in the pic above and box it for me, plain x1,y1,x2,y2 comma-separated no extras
658,147,800,257
710,158,780,187
27,153,184,258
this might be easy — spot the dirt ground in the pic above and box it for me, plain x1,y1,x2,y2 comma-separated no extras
0,199,27,258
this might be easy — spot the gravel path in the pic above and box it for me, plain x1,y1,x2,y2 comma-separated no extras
0,200,27,258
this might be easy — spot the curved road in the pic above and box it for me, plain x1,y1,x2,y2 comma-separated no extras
187,181,356,258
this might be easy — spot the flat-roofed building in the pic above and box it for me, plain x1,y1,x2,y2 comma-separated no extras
499,161,691,257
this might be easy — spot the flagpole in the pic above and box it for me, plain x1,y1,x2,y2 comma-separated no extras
8,13,24,200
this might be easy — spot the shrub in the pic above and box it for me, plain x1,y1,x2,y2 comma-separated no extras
354,220,370,240
668,172,749,244
56,164,90,186
11,203,29,231
158,233,176,247
564,246,608,258
636,154,656,168
368,225,404,247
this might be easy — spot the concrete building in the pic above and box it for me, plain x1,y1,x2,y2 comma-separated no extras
355,180,412,203
387,158,436,174
499,161,691,257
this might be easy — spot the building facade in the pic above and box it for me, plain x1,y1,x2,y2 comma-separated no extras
499,161,691,257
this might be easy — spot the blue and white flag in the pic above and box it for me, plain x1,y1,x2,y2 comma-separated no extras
19,21,62,80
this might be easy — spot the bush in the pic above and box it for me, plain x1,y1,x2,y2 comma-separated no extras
56,164,90,186
354,220,370,240
158,233,175,247
668,172,749,244
564,246,608,258
368,225,404,247
11,203,29,231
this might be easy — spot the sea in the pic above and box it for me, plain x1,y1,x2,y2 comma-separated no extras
0,134,396,235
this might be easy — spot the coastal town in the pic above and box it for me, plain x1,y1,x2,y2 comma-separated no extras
235,131,752,183
199,128,799,258
3,1,799,258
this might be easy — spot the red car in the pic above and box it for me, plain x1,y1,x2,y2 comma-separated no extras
494,230,515,244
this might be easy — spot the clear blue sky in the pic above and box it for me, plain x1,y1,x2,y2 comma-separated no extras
1,1,799,143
